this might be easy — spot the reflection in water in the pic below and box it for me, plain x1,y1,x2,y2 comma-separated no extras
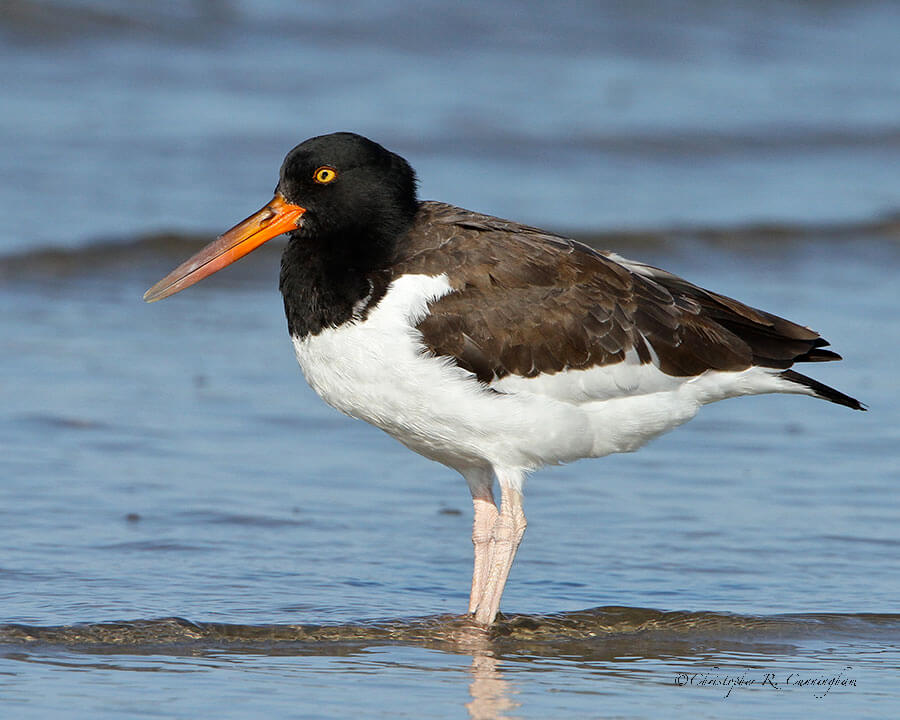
433,622,520,720
467,651,519,720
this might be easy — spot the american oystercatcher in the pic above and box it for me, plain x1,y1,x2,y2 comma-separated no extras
145,132,863,625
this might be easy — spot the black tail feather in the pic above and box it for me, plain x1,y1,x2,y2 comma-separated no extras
795,347,843,363
780,370,866,411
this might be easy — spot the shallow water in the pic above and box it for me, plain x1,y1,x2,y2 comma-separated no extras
1,610,897,718
2,1,900,717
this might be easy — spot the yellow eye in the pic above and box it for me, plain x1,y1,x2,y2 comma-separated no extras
314,166,337,184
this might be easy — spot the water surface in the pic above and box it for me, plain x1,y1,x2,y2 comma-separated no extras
2,1,899,717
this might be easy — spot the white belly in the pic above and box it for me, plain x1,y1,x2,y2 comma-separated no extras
291,274,786,473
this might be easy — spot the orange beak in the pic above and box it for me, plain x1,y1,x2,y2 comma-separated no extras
143,194,306,302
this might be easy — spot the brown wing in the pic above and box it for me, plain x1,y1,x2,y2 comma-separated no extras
393,202,839,384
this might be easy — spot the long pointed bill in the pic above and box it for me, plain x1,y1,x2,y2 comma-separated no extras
143,194,306,302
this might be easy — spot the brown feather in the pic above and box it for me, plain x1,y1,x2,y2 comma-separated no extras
391,202,843,384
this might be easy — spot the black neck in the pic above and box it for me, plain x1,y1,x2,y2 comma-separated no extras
278,217,412,338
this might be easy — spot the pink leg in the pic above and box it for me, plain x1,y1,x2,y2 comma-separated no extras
472,481,526,625
469,496,499,614
464,468,498,615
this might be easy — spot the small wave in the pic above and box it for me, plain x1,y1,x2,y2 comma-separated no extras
0,232,283,283
18,413,110,431
567,212,900,253
2,214,898,281
0,0,222,45
2,608,897,657
414,126,900,162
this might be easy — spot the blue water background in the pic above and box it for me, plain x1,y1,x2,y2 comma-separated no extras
2,0,900,253
1,1,898,718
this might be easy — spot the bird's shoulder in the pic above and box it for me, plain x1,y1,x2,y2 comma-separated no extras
393,201,629,289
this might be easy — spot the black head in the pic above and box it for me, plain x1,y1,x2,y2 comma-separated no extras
142,132,419,303
278,132,419,256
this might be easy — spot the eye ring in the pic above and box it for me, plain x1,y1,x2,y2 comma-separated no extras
313,166,338,184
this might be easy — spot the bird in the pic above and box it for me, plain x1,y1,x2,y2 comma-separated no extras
144,132,864,625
